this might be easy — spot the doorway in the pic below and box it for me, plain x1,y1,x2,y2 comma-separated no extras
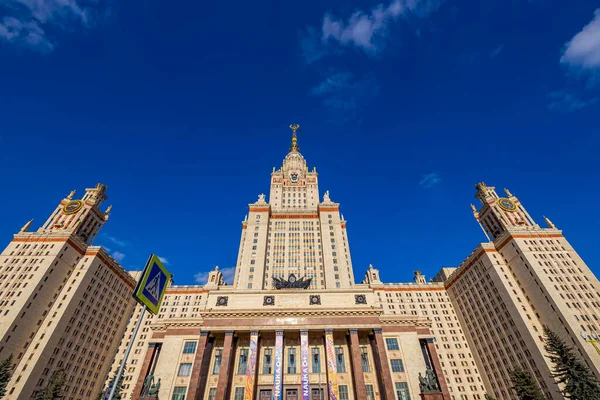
260,390,272,400
311,388,323,400
286,389,298,400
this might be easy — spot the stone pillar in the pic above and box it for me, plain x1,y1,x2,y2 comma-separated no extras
348,329,367,400
133,342,161,399
188,331,210,400
216,331,236,400
424,339,450,399
371,329,395,400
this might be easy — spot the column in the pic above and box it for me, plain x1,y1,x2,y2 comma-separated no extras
133,342,161,399
216,331,236,400
371,329,395,400
348,329,367,400
273,330,284,400
425,338,450,399
188,331,210,400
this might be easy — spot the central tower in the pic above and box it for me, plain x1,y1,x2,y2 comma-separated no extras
233,125,355,290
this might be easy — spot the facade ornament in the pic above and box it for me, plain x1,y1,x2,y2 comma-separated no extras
544,216,556,229
504,188,513,197
273,274,311,289
323,190,331,202
20,219,33,233
105,205,112,215
141,375,160,398
67,190,76,199
470,204,477,213
257,193,266,203
419,367,440,393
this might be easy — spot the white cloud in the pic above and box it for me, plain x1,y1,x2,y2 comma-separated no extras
316,0,441,57
112,251,126,262
419,172,441,188
194,267,236,285
561,8,600,70
0,0,101,52
158,256,169,265
102,234,128,247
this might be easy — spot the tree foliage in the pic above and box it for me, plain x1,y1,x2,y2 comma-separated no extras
34,369,66,400
509,366,545,400
543,325,600,399
0,354,15,399
97,367,125,400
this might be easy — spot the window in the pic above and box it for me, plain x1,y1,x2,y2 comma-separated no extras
366,385,375,400
234,387,245,400
263,348,272,374
238,349,249,375
390,359,404,373
312,348,321,373
172,387,187,400
395,382,411,400
360,346,370,372
213,349,222,374
335,347,345,373
288,348,297,374
178,363,192,376
386,338,399,351
339,385,349,400
183,341,197,354
208,388,217,400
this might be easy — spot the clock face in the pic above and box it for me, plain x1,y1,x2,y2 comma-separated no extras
497,198,517,212
290,173,299,183
63,200,83,215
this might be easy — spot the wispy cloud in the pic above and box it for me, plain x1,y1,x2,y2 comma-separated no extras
101,234,128,247
301,0,442,63
194,267,236,285
310,70,379,114
112,251,126,263
419,172,441,188
561,8,600,71
548,90,598,112
0,0,103,52
158,256,169,265
490,44,504,58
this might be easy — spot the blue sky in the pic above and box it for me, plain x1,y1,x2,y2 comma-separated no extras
1,0,599,285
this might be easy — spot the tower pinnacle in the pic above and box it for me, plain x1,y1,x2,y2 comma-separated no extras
289,123,300,152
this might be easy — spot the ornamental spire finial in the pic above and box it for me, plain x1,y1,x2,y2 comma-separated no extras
289,123,300,152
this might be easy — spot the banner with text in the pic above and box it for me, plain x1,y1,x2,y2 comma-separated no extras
300,331,310,400
244,332,259,400
324,331,339,400
273,331,284,400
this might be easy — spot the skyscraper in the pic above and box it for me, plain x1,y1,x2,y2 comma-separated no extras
0,185,137,399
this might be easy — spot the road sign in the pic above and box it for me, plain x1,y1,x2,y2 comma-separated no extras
133,254,172,314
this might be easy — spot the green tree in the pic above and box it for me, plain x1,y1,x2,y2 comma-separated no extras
97,367,125,400
543,325,600,399
34,369,66,400
0,354,15,399
509,366,545,400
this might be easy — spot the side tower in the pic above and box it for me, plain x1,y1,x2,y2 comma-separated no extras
445,183,600,399
233,125,356,290
0,185,137,399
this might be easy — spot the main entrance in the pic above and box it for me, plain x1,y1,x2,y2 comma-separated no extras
286,389,298,400
311,388,323,400
260,390,272,400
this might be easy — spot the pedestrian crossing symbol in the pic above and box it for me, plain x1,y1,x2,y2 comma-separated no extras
133,254,172,314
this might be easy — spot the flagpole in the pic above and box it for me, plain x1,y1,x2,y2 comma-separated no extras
108,307,146,400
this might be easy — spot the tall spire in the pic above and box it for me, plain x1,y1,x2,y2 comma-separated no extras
289,123,300,152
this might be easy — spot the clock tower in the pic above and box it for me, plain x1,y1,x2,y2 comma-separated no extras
471,182,536,240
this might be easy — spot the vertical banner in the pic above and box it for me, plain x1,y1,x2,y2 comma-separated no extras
244,331,259,400
273,331,284,400
324,330,339,400
300,330,311,400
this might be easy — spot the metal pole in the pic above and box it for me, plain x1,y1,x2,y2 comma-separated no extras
108,307,147,400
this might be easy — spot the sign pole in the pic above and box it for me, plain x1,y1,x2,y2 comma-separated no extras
107,306,146,400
